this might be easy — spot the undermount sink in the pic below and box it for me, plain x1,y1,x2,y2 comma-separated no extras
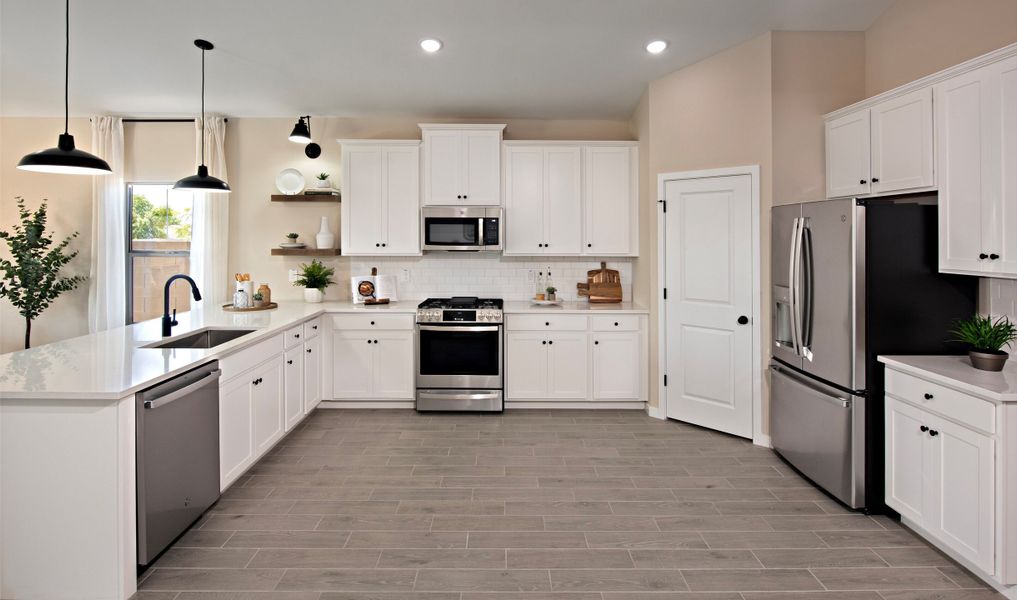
144,328,256,350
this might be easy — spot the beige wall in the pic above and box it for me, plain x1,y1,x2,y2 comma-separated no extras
124,121,195,182
865,0,1017,95
0,118,93,353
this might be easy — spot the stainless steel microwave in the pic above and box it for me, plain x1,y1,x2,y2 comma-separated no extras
421,206,503,252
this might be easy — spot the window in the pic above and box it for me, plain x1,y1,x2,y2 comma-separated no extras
127,183,194,324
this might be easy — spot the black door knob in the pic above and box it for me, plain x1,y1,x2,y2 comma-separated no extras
860,179,867,185
924,393,934,400
990,253,1000,260
920,425,929,432
980,253,989,259
929,429,939,437
872,177,880,183
737,316,749,325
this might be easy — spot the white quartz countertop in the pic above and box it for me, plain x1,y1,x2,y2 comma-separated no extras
879,355,1017,403
502,301,648,314
0,299,647,401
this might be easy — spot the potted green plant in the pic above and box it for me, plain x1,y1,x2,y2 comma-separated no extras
949,314,1017,372
283,232,300,247
546,286,558,301
252,290,265,308
0,197,86,349
294,259,335,303
316,172,330,188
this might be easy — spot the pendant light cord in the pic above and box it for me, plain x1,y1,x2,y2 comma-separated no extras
63,0,69,134
200,44,206,166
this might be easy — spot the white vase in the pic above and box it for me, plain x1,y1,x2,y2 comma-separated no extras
316,216,335,249
304,288,324,303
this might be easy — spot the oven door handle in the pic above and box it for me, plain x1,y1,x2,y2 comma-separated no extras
418,325,501,332
417,390,502,401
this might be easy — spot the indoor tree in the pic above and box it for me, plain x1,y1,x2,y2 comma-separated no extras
0,197,86,349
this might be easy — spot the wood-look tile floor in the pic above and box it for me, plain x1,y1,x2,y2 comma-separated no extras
137,409,1002,600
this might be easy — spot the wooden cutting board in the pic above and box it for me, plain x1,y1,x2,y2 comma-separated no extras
577,262,623,303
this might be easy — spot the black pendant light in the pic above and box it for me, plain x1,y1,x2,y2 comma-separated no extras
288,116,311,143
17,0,112,175
174,39,230,193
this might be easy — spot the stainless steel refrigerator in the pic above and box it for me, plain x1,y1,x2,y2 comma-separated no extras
770,195,975,511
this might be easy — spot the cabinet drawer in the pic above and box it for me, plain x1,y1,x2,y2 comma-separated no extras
331,313,413,331
885,368,995,434
303,316,323,339
591,315,640,331
284,325,304,348
220,333,284,382
507,314,588,331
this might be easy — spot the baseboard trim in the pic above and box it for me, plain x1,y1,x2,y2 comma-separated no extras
645,404,665,420
505,401,644,410
753,433,773,449
319,401,415,409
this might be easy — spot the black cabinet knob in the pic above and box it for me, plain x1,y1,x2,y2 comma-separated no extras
376,243,381,247
370,321,375,325
374,339,379,344
287,360,293,365
541,340,547,345
312,325,318,330
924,393,933,400
990,253,1000,260
548,340,554,345
920,425,929,432
367,339,372,344
872,177,880,183
860,179,867,185
463,195,468,200
545,322,550,326
980,253,989,259
307,348,312,353
614,322,619,326
594,340,599,345
587,243,592,248
929,429,939,437
457,195,462,199
382,243,387,247
737,316,749,325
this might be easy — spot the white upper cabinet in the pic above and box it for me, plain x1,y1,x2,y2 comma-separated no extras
504,142,637,256
871,87,935,194
826,110,871,198
340,140,421,256
584,145,638,255
937,54,1017,277
421,124,505,206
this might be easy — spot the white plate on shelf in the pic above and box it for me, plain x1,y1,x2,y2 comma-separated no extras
530,299,563,306
275,169,305,195
279,242,306,248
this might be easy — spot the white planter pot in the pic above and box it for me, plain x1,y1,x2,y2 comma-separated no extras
316,179,330,188
304,288,325,303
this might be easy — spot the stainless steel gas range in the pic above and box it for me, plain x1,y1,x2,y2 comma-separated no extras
415,297,504,412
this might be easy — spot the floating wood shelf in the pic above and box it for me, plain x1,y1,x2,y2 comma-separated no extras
271,194,340,203
271,248,341,256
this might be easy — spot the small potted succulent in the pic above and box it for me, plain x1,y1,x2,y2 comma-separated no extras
284,232,300,246
316,172,330,188
546,286,558,302
294,259,335,304
252,290,265,308
949,314,1017,372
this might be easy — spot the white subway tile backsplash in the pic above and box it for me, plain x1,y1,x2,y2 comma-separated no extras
349,255,633,302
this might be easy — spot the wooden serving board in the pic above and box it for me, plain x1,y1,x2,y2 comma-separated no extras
577,262,623,303
222,302,278,312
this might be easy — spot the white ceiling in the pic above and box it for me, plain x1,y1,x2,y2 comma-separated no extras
0,0,893,120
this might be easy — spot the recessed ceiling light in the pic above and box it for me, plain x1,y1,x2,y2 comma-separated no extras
646,40,668,55
420,38,442,53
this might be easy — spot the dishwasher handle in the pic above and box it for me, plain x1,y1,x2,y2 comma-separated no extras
143,369,221,410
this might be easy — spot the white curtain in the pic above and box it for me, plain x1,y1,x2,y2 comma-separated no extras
189,116,230,308
88,116,126,332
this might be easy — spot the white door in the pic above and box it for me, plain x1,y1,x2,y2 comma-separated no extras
504,147,545,254
926,414,994,573
506,332,548,398
342,146,384,254
870,87,934,194
283,347,303,430
372,331,414,398
382,145,420,254
663,174,753,438
826,110,871,198
592,332,640,400
544,147,582,255
547,332,588,399
884,397,928,524
251,359,284,454
332,332,373,398
936,68,992,274
303,335,322,413
219,375,254,489
462,130,501,205
423,130,461,206
584,146,634,255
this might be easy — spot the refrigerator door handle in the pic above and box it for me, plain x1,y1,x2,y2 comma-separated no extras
799,223,814,361
789,217,802,356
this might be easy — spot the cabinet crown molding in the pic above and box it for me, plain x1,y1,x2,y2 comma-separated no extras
336,139,421,146
419,123,506,131
502,140,638,147
824,42,1017,122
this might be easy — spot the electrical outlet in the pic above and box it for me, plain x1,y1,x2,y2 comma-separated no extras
400,268,411,283
526,269,536,283
287,269,299,283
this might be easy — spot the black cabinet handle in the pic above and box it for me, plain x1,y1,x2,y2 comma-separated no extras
307,348,312,354
594,340,599,345
370,321,375,325
872,177,880,183
376,243,381,247
457,195,462,199
737,316,749,325
294,333,300,338
367,339,372,344
860,179,867,184
920,425,929,432
587,243,592,248
545,322,550,326
374,339,379,344
542,340,547,345
929,429,939,437
924,393,934,400
463,195,468,200
382,243,387,247
614,322,619,327
990,253,1000,260
538,243,544,248
548,340,554,345
286,360,293,365
980,253,989,259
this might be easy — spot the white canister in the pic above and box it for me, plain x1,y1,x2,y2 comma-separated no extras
234,281,253,308
304,287,325,303
316,216,335,249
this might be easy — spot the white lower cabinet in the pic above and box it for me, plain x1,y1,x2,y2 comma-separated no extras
592,332,641,400
506,332,587,400
303,334,322,413
283,346,304,430
884,368,997,579
546,333,588,399
219,373,255,489
251,359,285,456
332,329,414,400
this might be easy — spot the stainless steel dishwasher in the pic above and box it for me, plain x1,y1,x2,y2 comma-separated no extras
136,361,221,565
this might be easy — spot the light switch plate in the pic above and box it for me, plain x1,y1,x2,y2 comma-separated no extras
287,269,299,283
400,268,411,283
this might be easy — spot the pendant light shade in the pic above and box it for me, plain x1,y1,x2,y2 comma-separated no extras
17,0,111,175
288,117,311,144
174,39,230,194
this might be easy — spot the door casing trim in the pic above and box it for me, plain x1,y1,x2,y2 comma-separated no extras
655,165,766,447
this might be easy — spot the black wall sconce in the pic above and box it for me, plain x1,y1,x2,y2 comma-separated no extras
289,116,321,159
